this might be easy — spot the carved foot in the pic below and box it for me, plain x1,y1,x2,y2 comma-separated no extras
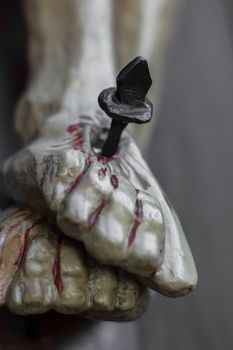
0,207,148,320
3,115,197,297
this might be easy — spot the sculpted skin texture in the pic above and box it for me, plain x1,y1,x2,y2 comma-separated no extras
1,0,197,319
0,207,148,320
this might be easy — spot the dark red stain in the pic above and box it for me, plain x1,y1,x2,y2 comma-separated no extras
88,199,108,230
8,214,31,235
66,122,85,134
53,122,85,150
3,212,32,234
68,156,92,193
98,167,107,179
52,134,84,151
66,124,78,133
127,189,143,248
97,155,109,163
110,174,118,189
71,134,84,150
53,237,64,294
127,219,141,248
134,197,143,219
0,208,23,226
15,218,46,267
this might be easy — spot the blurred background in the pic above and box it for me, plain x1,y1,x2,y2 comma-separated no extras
0,0,233,349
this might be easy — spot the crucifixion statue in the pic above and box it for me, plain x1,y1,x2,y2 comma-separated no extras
0,0,197,322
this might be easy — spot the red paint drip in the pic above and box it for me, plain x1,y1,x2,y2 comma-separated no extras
15,218,45,267
68,156,92,193
0,208,22,226
98,167,107,179
97,155,108,163
53,134,84,150
127,219,141,248
135,199,143,218
53,237,63,294
127,189,143,248
8,216,29,234
66,122,83,133
88,199,107,230
71,135,84,150
51,122,85,149
110,175,118,189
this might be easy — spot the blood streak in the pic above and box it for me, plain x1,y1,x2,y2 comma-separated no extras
98,167,107,179
53,236,63,294
68,156,92,193
110,175,118,189
71,135,84,150
16,218,46,267
66,122,83,133
66,124,79,133
53,122,85,149
127,220,141,248
0,208,23,226
87,199,107,230
127,189,143,248
8,214,32,235
52,134,84,150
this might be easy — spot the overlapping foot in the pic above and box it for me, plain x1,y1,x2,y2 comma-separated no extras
3,117,197,297
0,207,148,320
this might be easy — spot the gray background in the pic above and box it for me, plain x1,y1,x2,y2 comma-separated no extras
0,0,233,349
